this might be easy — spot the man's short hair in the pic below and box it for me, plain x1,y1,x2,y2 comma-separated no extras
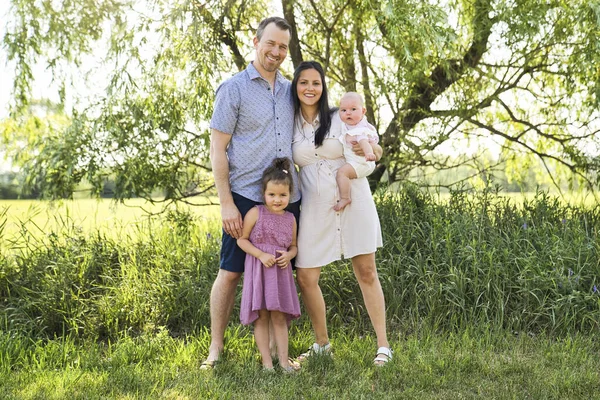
256,17,291,40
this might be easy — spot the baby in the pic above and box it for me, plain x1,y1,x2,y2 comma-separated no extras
334,92,379,211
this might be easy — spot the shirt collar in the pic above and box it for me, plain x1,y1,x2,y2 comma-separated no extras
247,62,286,84
299,112,320,127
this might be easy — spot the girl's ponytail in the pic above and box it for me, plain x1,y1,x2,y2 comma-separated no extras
261,157,294,195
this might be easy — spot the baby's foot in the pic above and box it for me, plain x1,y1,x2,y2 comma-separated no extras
365,153,376,161
334,198,352,211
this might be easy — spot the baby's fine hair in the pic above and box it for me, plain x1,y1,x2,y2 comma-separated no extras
340,91,364,106
261,157,294,195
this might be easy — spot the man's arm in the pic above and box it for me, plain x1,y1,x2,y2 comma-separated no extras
210,128,243,239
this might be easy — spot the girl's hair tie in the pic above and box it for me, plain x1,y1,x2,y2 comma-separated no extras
282,169,288,174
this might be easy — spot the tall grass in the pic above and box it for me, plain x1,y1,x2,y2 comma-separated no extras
369,185,600,334
1,186,599,341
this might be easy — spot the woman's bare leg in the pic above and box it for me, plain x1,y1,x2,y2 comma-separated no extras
351,253,390,353
296,267,329,346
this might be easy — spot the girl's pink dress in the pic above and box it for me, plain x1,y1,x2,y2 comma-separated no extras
240,205,301,325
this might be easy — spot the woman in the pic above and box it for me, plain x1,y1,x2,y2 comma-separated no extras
291,61,392,366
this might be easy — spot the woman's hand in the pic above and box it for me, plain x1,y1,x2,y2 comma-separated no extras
351,142,383,161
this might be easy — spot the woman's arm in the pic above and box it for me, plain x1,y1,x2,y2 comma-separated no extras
352,142,383,161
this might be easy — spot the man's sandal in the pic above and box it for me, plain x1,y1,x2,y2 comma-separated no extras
373,346,393,366
199,359,218,370
296,342,333,363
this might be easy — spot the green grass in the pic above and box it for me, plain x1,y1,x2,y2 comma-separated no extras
1,329,599,399
1,186,599,398
0,198,220,239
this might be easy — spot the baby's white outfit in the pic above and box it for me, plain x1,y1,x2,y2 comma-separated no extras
339,117,379,178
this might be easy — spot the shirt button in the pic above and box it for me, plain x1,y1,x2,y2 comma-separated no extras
278,133,281,135
279,149,281,151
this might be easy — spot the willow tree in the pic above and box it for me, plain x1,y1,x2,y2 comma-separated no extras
2,0,599,201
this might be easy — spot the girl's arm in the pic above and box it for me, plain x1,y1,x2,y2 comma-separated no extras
275,218,298,268
237,207,276,267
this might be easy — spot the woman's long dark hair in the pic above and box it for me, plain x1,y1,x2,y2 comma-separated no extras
292,61,333,147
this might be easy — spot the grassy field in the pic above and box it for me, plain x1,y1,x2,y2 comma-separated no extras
1,190,596,239
1,188,599,399
1,329,599,399
0,198,220,240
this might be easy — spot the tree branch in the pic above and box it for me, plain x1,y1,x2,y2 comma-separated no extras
192,1,245,71
281,0,303,68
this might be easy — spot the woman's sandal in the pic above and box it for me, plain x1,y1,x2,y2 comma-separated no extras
373,346,393,366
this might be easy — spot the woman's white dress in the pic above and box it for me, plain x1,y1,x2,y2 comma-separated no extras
292,113,383,268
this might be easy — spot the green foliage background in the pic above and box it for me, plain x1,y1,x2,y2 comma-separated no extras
2,0,600,200
1,187,598,341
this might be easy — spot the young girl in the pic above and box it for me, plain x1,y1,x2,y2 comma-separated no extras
237,157,301,372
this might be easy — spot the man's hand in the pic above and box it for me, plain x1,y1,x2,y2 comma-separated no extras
221,202,243,238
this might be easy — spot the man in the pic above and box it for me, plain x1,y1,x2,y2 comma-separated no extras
201,16,301,369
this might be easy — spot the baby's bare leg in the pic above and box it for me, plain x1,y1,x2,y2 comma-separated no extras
334,163,357,211
359,138,376,161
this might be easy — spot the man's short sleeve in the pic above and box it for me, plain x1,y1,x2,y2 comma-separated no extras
210,80,240,135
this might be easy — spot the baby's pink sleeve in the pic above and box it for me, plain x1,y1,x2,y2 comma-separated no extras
350,133,371,143
366,122,379,143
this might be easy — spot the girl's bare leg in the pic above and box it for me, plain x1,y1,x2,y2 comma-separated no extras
254,310,273,368
270,311,291,369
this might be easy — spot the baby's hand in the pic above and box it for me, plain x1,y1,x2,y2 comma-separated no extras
275,250,292,269
259,252,276,268
365,153,376,161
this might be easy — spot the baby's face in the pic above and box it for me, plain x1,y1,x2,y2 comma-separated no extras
339,97,365,125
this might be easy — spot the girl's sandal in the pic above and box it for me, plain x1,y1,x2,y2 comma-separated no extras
296,342,333,363
373,347,393,367
272,354,301,370
286,358,301,371
281,364,300,374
